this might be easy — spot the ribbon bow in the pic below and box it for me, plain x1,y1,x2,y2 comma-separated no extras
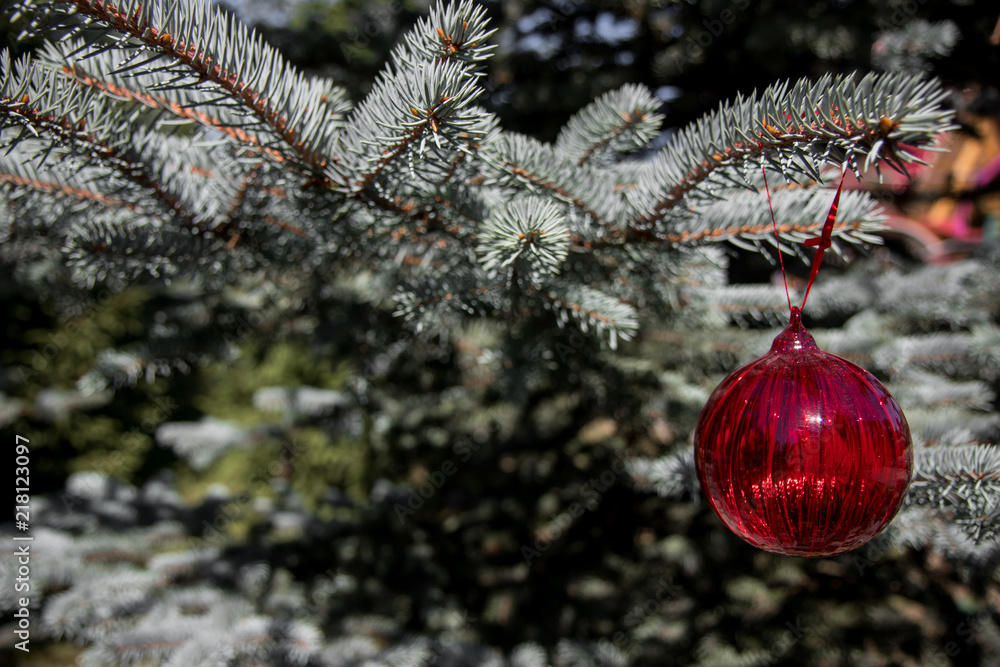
800,174,845,309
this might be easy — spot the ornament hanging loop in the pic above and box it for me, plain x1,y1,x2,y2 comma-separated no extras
762,165,848,316
760,166,792,312
799,167,847,310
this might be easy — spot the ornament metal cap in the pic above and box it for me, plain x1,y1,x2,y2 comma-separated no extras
769,307,817,354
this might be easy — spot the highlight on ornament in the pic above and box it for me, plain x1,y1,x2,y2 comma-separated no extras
693,170,914,557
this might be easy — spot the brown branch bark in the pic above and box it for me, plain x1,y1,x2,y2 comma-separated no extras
0,96,230,241
500,162,606,225
62,67,292,167
59,0,332,179
579,219,868,250
576,109,648,166
0,170,141,211
530,287,615,325
631,114,898,231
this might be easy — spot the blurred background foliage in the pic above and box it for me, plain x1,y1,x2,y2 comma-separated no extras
4,251,1000,665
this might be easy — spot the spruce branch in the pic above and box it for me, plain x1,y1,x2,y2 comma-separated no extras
333,0,496,201
688,186,883,246
910,444,1000,543
361,182,487,256
487,133,615,225
628,448,700,499
888,372,995,412
43,41,293,167
432,186,489,232
693,285,791,328
555,83,664,166
628,72,955,230
0,0,961,352
388,0,496,72
477,198,570,284
970,323,1000,375
0,57,236,237
803,273,875,319
904,408,1000,447
0,155,141,213
875,261,1000,327
534,281,638,349
340,59,488,192
874,331,994,380
8,0,351,176
435,134,483,189
594,185,884,250
64,219,230,288
212,161,285,246
393,264,502,334
1,115,200,232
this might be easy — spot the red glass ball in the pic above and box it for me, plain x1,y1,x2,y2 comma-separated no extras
694,308,912,557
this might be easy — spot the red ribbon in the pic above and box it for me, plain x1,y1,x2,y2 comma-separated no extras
800,173,845,310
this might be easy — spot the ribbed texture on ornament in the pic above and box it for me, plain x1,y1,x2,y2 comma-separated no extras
695,309,913,557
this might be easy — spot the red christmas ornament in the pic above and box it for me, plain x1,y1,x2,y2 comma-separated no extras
693,170,913,557
695,307,912,556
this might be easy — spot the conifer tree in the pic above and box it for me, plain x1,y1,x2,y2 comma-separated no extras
2,0,999,665
0,0,954,345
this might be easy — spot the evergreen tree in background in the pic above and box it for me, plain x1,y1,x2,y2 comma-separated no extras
1,0,999,665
